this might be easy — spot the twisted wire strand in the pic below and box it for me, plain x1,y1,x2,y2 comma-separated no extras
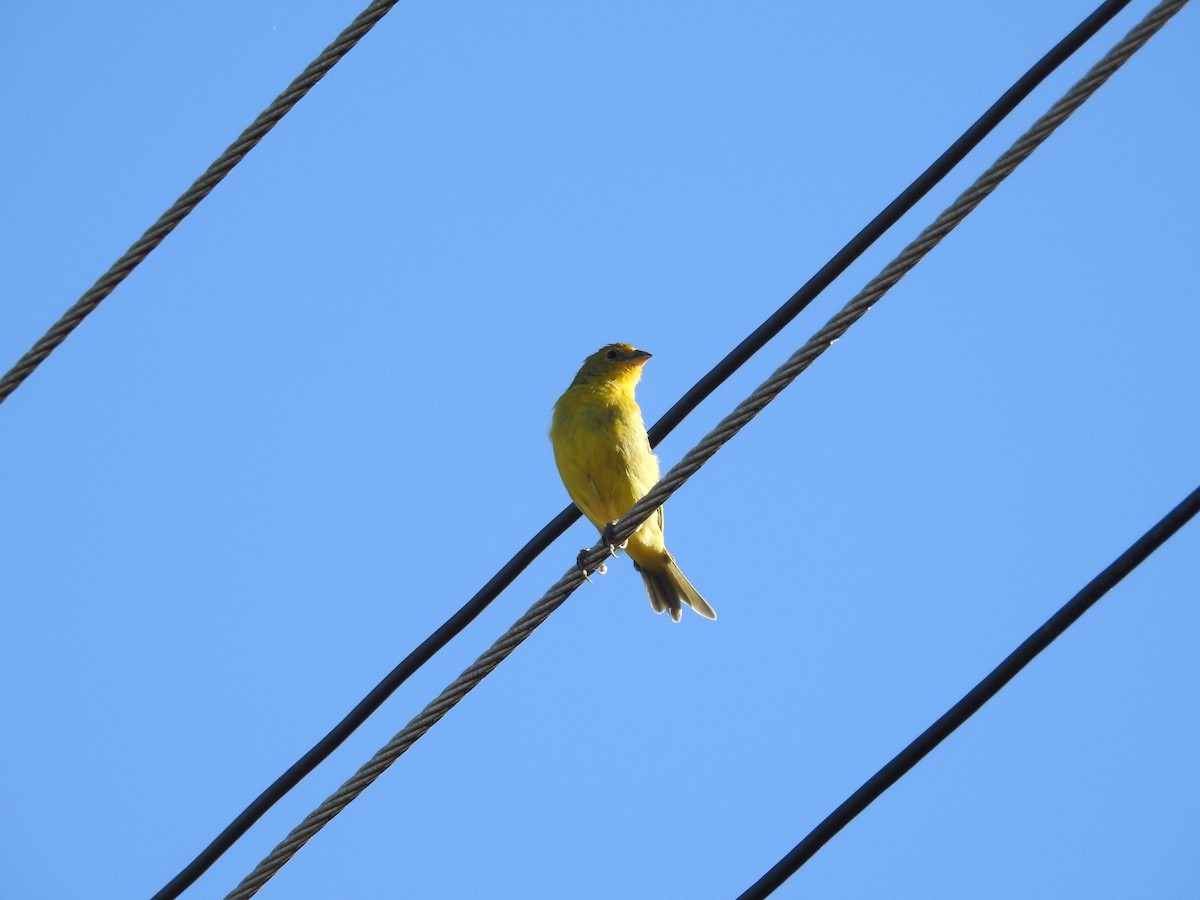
0,0,401,407
225,3,1185,895
615,0,1187,558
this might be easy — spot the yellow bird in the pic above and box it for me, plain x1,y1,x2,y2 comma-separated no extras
550,343,716,622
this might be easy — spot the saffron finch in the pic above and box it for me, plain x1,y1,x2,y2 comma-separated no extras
550,343,716,622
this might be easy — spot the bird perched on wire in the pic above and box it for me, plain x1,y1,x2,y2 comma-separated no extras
550,343,716,622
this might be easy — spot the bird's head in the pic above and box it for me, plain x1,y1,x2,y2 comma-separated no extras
571,343,652,388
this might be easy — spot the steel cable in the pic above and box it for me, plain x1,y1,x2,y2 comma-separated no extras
224,2,1187,894
0,0,401,407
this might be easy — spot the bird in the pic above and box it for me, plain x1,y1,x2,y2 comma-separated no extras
550,343,716,622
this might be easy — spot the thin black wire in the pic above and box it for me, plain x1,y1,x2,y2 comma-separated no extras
0,0,402,407
647,0,1138,445
150,2,1138,896
737,483,1200,900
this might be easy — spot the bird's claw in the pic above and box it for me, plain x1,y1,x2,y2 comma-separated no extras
576,549,608,582
601,522,627,557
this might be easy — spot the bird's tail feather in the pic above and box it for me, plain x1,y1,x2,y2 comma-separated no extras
636,559,717,622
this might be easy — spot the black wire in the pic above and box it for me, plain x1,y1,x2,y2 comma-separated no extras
651,0,1135,444
151,2,1135,896
738,483,1200,900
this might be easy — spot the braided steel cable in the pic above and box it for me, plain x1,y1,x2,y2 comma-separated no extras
0,0,401,407
225,2,1187,895
153,3,1145,895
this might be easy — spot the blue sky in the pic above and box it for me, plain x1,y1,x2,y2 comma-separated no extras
2,2,1197,898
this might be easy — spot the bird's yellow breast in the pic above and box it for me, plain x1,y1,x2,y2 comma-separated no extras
550,382,663,548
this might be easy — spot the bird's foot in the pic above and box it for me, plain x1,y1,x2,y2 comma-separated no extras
600,522,628,557
576,549,608,582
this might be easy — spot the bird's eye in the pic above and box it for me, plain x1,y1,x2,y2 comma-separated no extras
606,349,618,360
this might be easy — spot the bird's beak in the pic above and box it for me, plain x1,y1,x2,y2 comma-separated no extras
629,350,652,366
